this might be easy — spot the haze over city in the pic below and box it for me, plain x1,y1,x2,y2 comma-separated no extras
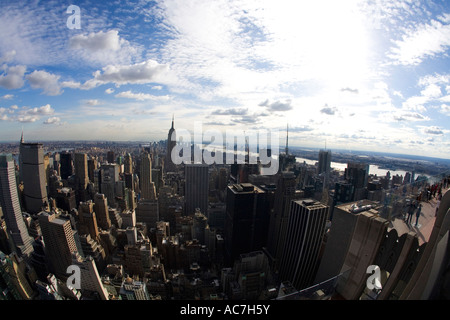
0,0,449,159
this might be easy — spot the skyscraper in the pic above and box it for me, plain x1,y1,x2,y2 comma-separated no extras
19,142,48,214
100,163,119,208
71,252,109,300
135,199,158,229
124,153,133,175
94,193,111,231
185,164,209,216
166,115,176,172
278,199,329,290
139,152,156,200
0,154,34,258
224,183,270,266
318,149,331,175
60,151,73,180
345,162,369,201
87,157,97,183
38,212,78,280
265,172,299,271
107,151,115,164
74,153,89,202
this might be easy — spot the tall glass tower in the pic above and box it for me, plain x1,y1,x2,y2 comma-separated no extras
0,154,34,258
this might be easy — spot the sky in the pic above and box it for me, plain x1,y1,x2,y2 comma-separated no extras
0,0,450,159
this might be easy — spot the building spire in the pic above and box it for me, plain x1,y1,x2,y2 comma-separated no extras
171,114,174,129
20,127,24,144
285,122,289,155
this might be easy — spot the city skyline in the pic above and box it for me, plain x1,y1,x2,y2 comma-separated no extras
0,1,450,160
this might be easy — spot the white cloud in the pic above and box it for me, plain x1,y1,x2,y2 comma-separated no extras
115,90,170,101
69,30,142,65
70,30,122,52
26,70,62,95
1,94,13,100
19,104,54,116
211,108,248,116
152,0,372,101
422,126,444,135
0,50,16,64
439,104,450,115
0,65,26,89
392,111,430,122
259,99,293,112
43,117,61,125
418,73,450,87
420,83,442,99
389,18,450,65
84,99,101,106
105,88,115,94
320,105,338,115
82,59,169,89
401,96,428,113
393,90,404,99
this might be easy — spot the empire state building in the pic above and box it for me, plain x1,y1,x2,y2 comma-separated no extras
166,115,176,172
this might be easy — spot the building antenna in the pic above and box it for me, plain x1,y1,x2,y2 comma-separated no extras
285,122,289,155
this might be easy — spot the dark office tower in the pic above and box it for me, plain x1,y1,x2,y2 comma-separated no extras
94,193,111,231
266,172,298,271
334,182,355,205
218,168,228,191
100,164,119,208
224,183,270,266
140,152,156,200
278,199,329,290
87,157,97,183
53,153,61,177
60,152,73,180
107,151,115,164
0,154,34,258
38,212,78,280
193,208,208,244
124,173,134,191
124,153,133,175
166,115,176,172
29,237,49,282
78,201,100,241
136,199,159,229
19,142,48,214
345,162,369,201
318,150,332,175
74,153,89,201
185,164,209,216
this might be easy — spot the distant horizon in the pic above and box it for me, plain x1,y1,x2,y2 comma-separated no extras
1,138,450,163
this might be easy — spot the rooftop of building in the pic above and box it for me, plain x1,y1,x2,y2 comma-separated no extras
292,199,328,209
389,187,448,245
228,183,264,194
335,199,382,215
